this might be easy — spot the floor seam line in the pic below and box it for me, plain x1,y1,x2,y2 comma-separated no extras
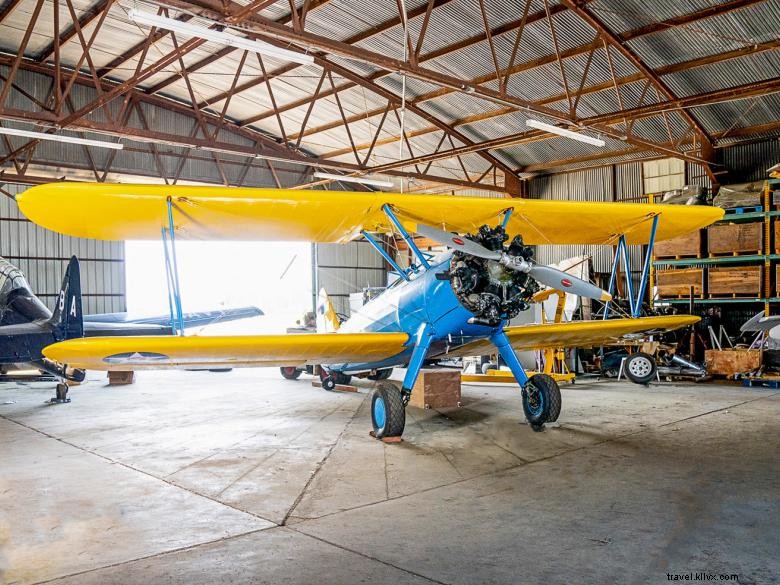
287,527,449,585
0,414,279,526
29,527,274,585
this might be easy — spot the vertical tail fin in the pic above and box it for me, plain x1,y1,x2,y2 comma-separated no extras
49,256,83,340
316,288,340,333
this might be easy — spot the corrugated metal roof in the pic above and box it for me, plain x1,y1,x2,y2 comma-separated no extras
0,0,778,187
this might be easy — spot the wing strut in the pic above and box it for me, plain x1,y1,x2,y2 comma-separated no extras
382,204,431,271
603,213,659,319
361,230,410,282
162,197,185,335
400,322,435,403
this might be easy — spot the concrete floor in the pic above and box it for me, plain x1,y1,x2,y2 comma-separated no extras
0,369,778,585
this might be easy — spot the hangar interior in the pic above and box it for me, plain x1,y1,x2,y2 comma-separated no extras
0,0,779,583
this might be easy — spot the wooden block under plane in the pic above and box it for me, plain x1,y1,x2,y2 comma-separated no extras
107,371,135,385
409,368,461,409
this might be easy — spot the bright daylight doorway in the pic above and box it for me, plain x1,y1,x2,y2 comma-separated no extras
125,241,313,335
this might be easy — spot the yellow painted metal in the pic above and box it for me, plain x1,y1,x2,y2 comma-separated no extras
18,183,723,245
461,369,574,384
42,332,409,371
441,315,699,358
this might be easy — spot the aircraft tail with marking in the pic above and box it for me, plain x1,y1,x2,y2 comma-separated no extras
316,288,340,333
49,256,84,341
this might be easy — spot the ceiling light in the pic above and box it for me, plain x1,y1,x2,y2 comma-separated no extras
314,172,393,188
129,9,314,65
525,119,605,147
0,126,123,149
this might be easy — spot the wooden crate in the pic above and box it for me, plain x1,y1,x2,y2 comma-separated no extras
653,230,702,259
705,349,761,377
708,222,763,256
708,265,762,297
774,221,780,253
655,268,704,298
409,369,461,409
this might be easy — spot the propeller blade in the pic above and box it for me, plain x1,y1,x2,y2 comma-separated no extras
415,223,501,260
526,265,612,301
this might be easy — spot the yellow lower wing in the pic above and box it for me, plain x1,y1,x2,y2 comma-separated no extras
439,315,699,357
43,332,409,371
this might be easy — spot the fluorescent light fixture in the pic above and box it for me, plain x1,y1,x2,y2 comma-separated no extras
0,126,123,149
314,172,393,188
129,9,314,65
525,119,605,147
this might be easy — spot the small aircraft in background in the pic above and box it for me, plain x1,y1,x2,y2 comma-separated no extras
17,184,722,437
0,255,262,401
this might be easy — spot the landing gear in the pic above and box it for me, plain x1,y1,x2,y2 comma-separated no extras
280,366,302,380
370,382,406,439
319,368,351,390
521,374,561,431
49,382,71,404
367,368,393,381
624,352,657,385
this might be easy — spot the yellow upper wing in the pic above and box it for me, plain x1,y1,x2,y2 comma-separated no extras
43,332,409,371
18,183,723,245
438,315,699,357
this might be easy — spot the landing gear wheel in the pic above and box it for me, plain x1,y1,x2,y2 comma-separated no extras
624,352,656,385
50,383,71,404
367,368,393,381
370,382,406,439
521,374,561,430
280,366,302,380
481,363,498,374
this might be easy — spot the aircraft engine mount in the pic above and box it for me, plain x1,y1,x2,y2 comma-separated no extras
449,225,539,326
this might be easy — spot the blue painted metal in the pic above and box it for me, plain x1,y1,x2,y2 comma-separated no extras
603,243,620,320
361,230,410,281
165,198,185,335
373,395,387,427
490,327,529,386
161,227,177,332
634,214,659,318
402,322,435,392
382,204,430,270
501,208,514,229
618,236,636,316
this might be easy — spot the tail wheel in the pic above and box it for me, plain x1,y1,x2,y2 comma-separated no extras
280,366,302,380
624,352,656,385
521,374,561,431
370,382,406,439
367,368,393,381
319,367,351,389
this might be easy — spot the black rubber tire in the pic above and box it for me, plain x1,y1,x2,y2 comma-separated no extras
367,368,393,381
370,382,406,439
334,372,352,385
321,376,336,391
624,352,657,385
521,374,561,429
481,363,498,375
280,366,302,380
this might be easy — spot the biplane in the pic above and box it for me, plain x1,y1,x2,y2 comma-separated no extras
17,184,722,438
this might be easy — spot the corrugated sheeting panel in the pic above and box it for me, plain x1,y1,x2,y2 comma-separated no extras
528,166,643,273
314,241,387,316
720,139,780,183
0,184,125,314
686,162,713,191
615,162,644,201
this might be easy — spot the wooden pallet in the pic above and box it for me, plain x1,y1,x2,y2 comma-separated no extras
654,253,703,260
723,205,762,214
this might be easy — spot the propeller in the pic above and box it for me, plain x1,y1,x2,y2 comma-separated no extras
416,223,612,302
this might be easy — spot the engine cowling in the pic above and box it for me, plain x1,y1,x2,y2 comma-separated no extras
448,225,539,326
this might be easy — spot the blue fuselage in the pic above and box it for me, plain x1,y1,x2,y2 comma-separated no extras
334,252,492,373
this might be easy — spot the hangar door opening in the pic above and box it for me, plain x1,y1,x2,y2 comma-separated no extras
126,241,312,333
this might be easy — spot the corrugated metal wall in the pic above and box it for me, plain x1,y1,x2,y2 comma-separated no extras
0,184,125,314
720,139,780,183
314,241,387,316
528,166,644,274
